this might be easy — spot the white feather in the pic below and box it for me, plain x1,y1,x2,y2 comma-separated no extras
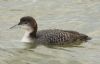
21,24,34,43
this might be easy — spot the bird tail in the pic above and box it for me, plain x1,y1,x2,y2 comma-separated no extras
80,34,91,42
86,36,91,40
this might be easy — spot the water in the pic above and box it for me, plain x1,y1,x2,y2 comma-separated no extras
0,0,100,64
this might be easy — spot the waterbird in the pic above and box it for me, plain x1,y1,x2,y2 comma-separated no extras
10,16,91,48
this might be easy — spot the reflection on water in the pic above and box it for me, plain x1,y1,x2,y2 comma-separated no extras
0,0,100,64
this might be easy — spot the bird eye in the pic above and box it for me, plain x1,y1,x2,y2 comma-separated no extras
24,21,27,24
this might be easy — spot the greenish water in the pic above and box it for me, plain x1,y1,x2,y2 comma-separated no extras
0,0,100,64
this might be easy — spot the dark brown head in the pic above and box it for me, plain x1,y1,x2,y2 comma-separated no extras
9,16,38,38
18,16,37,31
18,16,38,37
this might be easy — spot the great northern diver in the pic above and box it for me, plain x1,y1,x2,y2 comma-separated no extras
10,16,91,48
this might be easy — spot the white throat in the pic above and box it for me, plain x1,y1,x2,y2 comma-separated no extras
21,25,34,43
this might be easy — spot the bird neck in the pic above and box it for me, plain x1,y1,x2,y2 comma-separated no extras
29,24,38,38
21,30,33,43
21,24,38,43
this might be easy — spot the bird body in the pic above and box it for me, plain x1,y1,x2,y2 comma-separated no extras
32,29,90,47
11,16,91,48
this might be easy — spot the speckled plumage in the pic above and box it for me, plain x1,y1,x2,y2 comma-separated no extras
16,16,91,48
32,29,91,46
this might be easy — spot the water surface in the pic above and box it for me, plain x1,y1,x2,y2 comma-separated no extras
0,0,100,64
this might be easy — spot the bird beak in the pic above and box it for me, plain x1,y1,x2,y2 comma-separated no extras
9,24,18,29
18,22,21,25
9,22,22,29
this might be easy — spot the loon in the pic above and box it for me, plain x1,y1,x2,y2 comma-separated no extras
10,16,91,48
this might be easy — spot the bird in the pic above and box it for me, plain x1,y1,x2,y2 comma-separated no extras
10,16,91,48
